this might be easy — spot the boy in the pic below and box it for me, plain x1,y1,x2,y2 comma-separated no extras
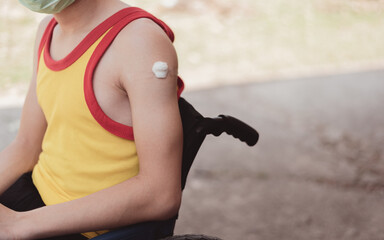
0,0,184,239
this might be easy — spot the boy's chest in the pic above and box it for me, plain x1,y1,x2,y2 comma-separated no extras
48,31,133,127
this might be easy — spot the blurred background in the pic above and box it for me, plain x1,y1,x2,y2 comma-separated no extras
1,0,384,96
1,0,384,239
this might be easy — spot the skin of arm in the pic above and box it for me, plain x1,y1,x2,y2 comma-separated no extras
0,16,51,239
0,18,183,239
0,16,51,196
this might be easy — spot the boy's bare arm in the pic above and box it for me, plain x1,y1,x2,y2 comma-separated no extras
0,16,52,195
0,19,183,239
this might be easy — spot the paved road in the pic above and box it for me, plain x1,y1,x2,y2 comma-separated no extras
1,69,384,240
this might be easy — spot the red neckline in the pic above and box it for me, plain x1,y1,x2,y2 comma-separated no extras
43,7,142,71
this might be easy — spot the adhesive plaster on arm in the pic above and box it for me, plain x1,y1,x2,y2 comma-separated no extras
152,61,169,79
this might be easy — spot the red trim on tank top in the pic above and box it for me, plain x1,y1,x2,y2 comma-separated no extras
84,8,184,140
37,7,184,140
42,8,145,71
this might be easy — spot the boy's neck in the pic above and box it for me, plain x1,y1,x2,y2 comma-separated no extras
53,0,127,35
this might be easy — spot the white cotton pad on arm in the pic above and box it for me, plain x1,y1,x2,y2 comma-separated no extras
152,61,169,79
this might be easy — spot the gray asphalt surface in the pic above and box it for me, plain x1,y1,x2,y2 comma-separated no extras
1,69,384,240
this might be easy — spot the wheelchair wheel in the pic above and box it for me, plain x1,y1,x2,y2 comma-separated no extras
161,234,222,240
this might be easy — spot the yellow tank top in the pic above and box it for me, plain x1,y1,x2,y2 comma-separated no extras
32,7,184,238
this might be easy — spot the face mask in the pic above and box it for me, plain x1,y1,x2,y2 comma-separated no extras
18,0,76,14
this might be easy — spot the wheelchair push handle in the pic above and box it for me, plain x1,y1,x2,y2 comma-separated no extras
219,115,259,146
197,115,259,147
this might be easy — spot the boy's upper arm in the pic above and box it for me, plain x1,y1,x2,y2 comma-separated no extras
116,19,183,189
16,16,52,149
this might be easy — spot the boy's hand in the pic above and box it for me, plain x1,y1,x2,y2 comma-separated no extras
0,204,23,240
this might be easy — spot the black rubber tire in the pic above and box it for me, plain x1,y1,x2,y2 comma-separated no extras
161,235,223,240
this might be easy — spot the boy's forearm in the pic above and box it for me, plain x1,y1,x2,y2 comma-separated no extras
19,175,180,239
0,140,39,195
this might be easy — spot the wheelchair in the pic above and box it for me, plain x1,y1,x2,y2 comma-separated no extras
92,97,259,240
